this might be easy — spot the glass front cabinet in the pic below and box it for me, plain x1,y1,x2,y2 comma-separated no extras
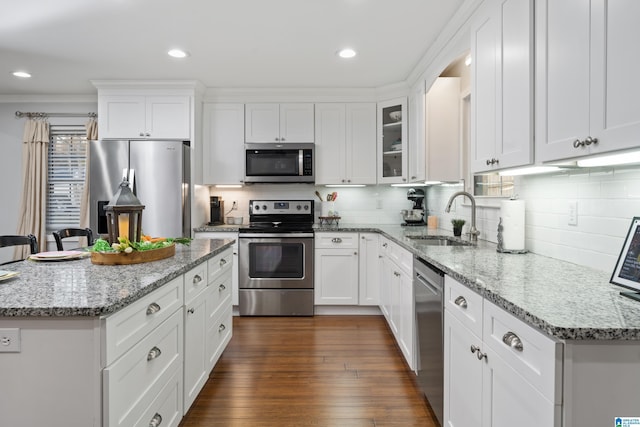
377,97,408,184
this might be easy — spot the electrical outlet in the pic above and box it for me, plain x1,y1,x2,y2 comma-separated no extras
232,201,238,211
568,200,578,226
0,328,21,352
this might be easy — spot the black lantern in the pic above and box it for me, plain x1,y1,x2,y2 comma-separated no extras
104,179,145,244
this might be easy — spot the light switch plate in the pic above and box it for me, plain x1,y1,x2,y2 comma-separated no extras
568,200,578,226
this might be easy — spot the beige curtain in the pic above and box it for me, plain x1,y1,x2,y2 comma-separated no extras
79,117,98,242
15,118,50,259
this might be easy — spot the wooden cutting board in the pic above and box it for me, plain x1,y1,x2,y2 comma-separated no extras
90,244,175,265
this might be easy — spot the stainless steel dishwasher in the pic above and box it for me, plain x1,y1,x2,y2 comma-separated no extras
414,256,444,426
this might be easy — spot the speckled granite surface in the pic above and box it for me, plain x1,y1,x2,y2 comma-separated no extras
0,239,234,317
197,223,640,340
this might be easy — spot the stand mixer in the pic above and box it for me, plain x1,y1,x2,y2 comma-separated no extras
401,188,426,226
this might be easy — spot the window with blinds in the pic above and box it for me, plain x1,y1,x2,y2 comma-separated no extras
47,126,88,231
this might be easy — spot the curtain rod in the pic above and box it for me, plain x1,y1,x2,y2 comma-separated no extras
15,111,97,119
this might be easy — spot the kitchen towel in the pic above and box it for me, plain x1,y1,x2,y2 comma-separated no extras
500,199,525,251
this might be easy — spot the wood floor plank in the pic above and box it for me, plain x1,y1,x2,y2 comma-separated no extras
179,315,439,427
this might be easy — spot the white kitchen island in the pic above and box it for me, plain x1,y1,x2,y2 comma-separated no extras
0,239,234,427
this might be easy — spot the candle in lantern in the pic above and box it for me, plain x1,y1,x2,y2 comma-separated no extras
118,214,129,239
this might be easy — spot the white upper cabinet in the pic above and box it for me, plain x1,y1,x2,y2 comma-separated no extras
536,0,640,162
408,81,426,183
378,97,408,184
245,103,314,143
202,103,245,185
425,77,462,182
315,103,377,185
470,0,534,173
99,95,191,140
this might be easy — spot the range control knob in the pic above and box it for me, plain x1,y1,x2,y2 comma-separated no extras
254,205,260,211
304,205,309,210
296,205,302,210
262,205,268,211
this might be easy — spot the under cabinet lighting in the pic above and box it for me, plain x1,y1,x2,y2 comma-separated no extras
498,166,562,176
215,184,243,188
576,151,640,167
325,184,366,188
168,49,189,58
337,48,357,59
12,71,31,78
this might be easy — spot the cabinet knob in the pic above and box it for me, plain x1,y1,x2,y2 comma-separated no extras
347,179,351,183
275,137,280,141
146,302,161,315
353,252,358,255
502,331,524,351
331,237,343,243
149,413,163,427
584,136,598,146
147,346,162,361
219,283,226,292
382,243,388,248
220,258,227,267
573,139,584,148
470,345,487,360
454,295,468,309
193,274,203,284
219,323,226,332
187,308,195,314
394,271,401,277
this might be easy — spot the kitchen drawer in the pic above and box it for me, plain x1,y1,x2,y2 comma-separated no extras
206,304,233,369
388,240,412,274
315,232,359,249
132,365,182,427
483,300,563,403
184,261,207,305
103,275,183,366
104,308,184,427
207,269,232,316
207,247,233,283
444,275,483,337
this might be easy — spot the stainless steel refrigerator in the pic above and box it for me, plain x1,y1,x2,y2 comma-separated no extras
89,140,191,239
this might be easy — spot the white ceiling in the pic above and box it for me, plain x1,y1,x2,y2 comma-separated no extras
0,0,465,96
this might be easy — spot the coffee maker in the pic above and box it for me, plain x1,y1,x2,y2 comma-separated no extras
208,196,224,225
401,188,425,226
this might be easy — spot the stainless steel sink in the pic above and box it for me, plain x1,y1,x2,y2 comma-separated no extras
405,236,472,246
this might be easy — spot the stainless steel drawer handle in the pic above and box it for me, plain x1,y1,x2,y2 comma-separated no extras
146,303,161,315
219,324,226,332
454,296,468,309
147,346,162,361
219,283,226,292
502,331,524,351
220,258,227,267
470,345,487,361
193,274,203,284
331,237,343,243
149,413,162,427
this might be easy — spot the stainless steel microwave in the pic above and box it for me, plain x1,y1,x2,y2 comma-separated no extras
244,143,314,183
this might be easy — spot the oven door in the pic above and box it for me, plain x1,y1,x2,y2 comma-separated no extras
239,235,314,289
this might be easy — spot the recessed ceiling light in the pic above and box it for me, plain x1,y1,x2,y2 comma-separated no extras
337,48,357,59
168,49,189,58
13,71,31,78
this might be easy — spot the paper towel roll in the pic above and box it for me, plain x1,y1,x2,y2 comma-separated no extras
500,199,525,251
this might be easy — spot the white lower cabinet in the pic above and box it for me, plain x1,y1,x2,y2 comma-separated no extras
358,233,380,306
194,232,239,306
444,275,562,427
314,232,359,305
379,236,415,370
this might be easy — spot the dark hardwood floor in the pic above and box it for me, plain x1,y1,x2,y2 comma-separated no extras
179,315,439,427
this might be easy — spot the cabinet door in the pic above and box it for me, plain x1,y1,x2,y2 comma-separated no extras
444,311,483,427
99,95,146,139
379,251,393,321
535,0,591,162
398,267,415,369
425,77,461,182
146,96,190,139
315,103,346,185
358,233,380,306
408,81,426,183
279,103,315,142
183,289,208,412
472,0,533,172
245,103,280,142
346,103,377,185
483,350,559,427
202,104,245,185
314,248,359,305
378,97,408,184
589,0,640,155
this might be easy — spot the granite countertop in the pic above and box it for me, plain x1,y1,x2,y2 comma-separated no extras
0,239,234,317
195,223,640,340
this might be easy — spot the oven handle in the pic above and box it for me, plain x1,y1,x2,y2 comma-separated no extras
239,232,315,238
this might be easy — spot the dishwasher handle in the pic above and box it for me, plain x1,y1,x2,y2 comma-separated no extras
415,271,442,296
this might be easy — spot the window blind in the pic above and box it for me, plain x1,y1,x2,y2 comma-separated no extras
47,126,88,231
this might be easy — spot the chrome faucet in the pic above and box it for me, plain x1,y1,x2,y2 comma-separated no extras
445,191,480,242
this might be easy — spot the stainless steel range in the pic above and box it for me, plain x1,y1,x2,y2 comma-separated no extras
238,200,314,316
